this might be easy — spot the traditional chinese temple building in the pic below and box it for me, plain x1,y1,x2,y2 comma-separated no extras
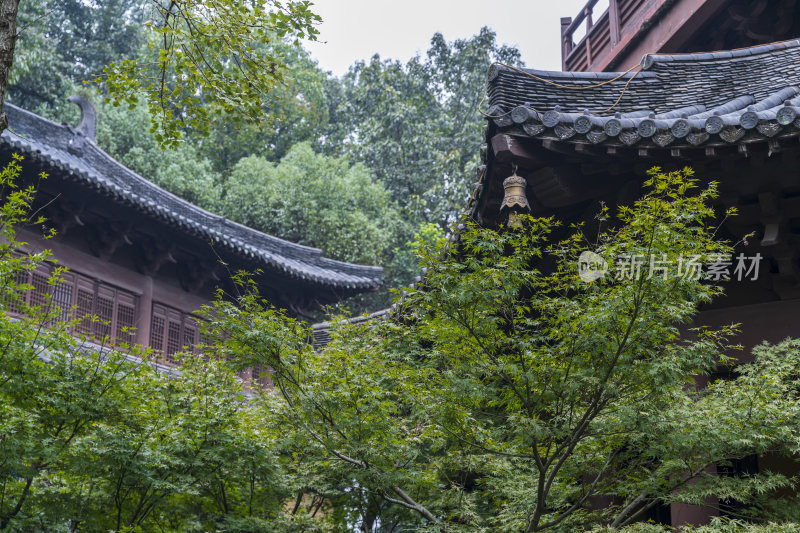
470,0,800,526
2,97,383,363
559,0,800,73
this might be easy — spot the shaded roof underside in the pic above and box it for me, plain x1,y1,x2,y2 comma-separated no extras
1,104,382,291
487,39,800,149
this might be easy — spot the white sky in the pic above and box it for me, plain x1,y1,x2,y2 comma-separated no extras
304,0,593,76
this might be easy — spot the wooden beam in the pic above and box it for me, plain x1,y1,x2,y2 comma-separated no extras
87,219,132,261
45,199,84,237
179,258,220,294
528,164,629,208
542,139,578,156
136,237,177,277
575,143,602,156
491,134,553,169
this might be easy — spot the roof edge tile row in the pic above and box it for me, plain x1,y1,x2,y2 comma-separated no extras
486,40,800,150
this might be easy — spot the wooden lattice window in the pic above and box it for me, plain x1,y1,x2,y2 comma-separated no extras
6,259,139,346
29,271,50,310
166,320,181,362
82,281,139,346
115,293,137,346
252,364,273,389
74,278,95,335
150,303,201,364
52,274,75,323
7,268,30,313
93,285,115,340
183,321,196,348
149,315,165,355
6,262,61,319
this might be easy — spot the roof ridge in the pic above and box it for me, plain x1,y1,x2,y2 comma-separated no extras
317,256,383,274
641,38,800,69
488,63,655,84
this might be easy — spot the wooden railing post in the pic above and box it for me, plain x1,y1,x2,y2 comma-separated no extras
584,6,594,65
608,0,621,47
561,16,573,70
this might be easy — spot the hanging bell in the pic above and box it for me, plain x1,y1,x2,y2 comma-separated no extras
500,169,530,227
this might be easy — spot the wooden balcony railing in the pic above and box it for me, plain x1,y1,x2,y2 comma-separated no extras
561,0,650,71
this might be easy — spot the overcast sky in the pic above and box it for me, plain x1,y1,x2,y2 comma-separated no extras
303,0,593,76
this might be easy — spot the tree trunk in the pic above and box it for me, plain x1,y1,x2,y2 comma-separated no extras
0,0,20,134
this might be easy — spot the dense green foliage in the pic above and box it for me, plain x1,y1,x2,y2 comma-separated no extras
0,156,316,531
220,142,398,266
7,4,800,531
607,518,800,532
2,155,800,530
97,103,220,207
210,169,800,531
100,0,319,147
192,39,332,171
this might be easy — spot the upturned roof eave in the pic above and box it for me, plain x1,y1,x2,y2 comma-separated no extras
1,103,382,291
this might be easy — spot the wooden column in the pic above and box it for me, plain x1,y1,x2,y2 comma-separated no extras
136,275,153,348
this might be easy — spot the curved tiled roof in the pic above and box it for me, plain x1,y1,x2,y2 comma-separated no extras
486,39,800,149
1,103,383,291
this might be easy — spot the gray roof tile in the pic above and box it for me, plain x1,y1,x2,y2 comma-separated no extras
486,40,800,149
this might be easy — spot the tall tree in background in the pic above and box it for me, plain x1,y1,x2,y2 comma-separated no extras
324,27,522,226
190,40,331,173
0,0,20,133
9,0,146,121
219,142,399,266
96,28,525,304
97,102,220,207
0,0,321,144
